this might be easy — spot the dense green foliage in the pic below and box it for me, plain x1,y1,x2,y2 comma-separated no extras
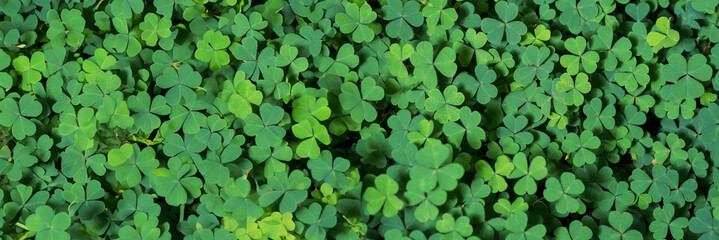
1,0,719,239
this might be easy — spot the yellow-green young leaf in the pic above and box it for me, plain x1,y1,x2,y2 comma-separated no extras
108,143,134,166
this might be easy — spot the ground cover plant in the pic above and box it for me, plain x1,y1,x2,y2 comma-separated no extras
1,0,719,239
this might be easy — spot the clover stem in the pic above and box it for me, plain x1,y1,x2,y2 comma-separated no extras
94,0,104,10
15,222,29,231
179,204,185,221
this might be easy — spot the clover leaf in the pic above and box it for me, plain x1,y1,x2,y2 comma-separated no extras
410,41,457,88
336,3,377,43
481,1,527,45
23,206,71,240
598,211,643,239
647,17,680,53
364,174,404,216
150,158,203,206
544,172,585,214
560,36,599,75
195,30,231,71
381,0,423,40
0,95,41,140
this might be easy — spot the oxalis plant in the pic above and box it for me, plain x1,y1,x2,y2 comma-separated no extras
1,0,719,239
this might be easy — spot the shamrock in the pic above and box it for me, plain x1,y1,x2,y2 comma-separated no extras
0,95,41,140
506,212,547,240
689,207,719,239
364,174,404,216
508,153,548,195
244,103,286,148
46,9,85,49
60,145,106,184
385,43,414,78
221,178,263,223
649,204,689,239
315,43,359,76
274,45,308,79
62,180,105,220
232,12,268,40
476,155,515,193
582,98,616,133
514,46,555,85
410,41,457,89
453,64,498,105
556,0,600,34
232,37,275,80
544,172,585,214
195,30,231,71
260,170,311,213
590,26,632,71
562,130,601,166
435,213,473,240
128,92,170,134
404,179,447,222
481,1,527,44
652,133,688,165
58,108,98,151
442,106,486,149
598,211,643,239
259,212,296,239
615,57,650,92
23,206,71,240
339,77,385,123
222,71,263,119
115,190,161,221
296,203,337,240
597,180,635,212
139,13,171,46
660,54,713,100
410,144,464,191
108,144,159,187
647,17,680,53
556,73,591,106
497,115,534,148
554,221,593,240
117,212,169,240
422,0,458,34
292,96,331,123
335,3,377,43
425,85,465,123
307,150,350,188
12,52,45,91
560,36,599,75
156,64,201,106
292,119,331,159
150,158,203,206
381,0,423,40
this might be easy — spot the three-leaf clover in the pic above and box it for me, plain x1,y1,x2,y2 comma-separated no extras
562,130,601,166
647,17,680,53
339,77,385,123
410,41,457,88
336,3,377,43
560,36,599,75
150,158,203,206
556,73,591,106
508,153,548,195
195,30,231,71
544,172,585,214
598,211,643,239
364,174,404,216
0,95,41,140
381,0,423,40
481,1,527,44
23,206,71,240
